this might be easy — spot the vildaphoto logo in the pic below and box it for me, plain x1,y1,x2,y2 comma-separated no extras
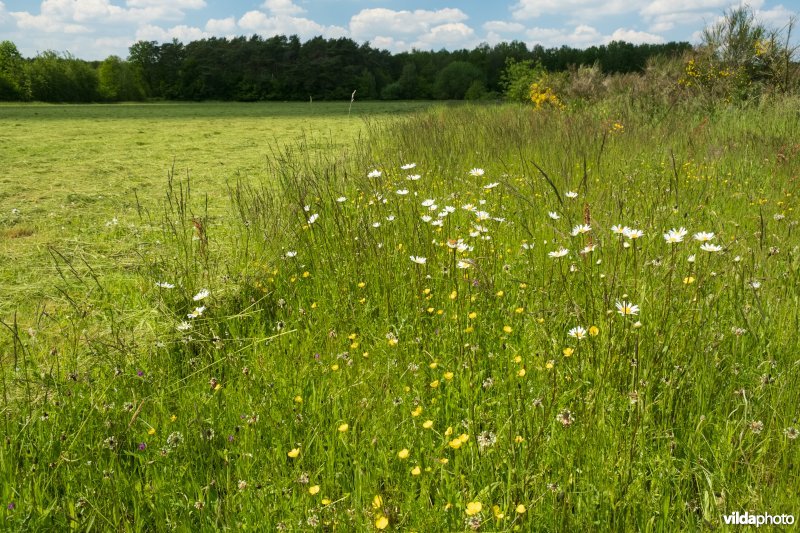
723,512,795,526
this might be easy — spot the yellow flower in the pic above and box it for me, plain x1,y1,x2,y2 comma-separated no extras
430,380,440,388
493,505,505,519
308,485,320,495
422,420,434,429
148,428,156,436
388,338,398,346
375,515,389,530
468,311,477,319
545,360,555,369
458,433,469,443
496,290,504,297
357,282,366,288
427,307,435,314
348,333,357,340
536,317,545,324
445,426,453,436
302,271,310,278
514,435,524,443
515,307,524,314
465,501,483,516
464,326,474,333
588,326,599,337
411,466,421,476
563,347,574,357
449,290,458,300
322,498,331,505
448,438,462,449
411,406,423,417
170,415,177,422
373,495,383,509
288,448,300,458
517,368,526,377
294,395,303,404
439,458,449,465
513,355,522,363
397,448,410,459
443,372,454,381
503,325,512,334
422,288,431,295
331,364,339,371
516,504,527,514
683,276,695,284
338,423,349,433
429,361,438,369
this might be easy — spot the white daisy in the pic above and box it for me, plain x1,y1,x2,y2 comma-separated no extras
548,247,569,258
410,256,427,265
469,168,485,177
193,289,210,301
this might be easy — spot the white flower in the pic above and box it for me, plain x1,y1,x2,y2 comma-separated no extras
285,251,297,258
580,244,596,254
396,189,409,195
611,224,625,234
372,222,381,228
469,168,485,177
700,243,722,253
483,182,499,189
571,224,591,236
568,326,587,340
368,169,382,178
521,242,532,250
548,247,569,258
431,219,443,227
615,300,640,316
444,206,456,213
421,199,436,207
156,281,175,289
548,211,561,220
437,210,450,218
401,163,416,170
193,289,210,301
303,205,310,212
622,227,644,239
475,211,490,221
456,260,473,269
493,217,505,223
386,215,395,222
693,231,715,242
462,203,476,212
410,256,427,265
734,255,741,262
750,280,762,289
663,227,688,244
421,215,432,223
688,254,696,263
336,196,347,203
177,321,192,331
565,191,578,199
307,213,319,225
187,306,206,319
407,174,421,181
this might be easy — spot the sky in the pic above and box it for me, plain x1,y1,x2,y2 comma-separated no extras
0,0,797,60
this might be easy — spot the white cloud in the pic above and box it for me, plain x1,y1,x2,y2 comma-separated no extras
512,0,645,20
135,23,209,42
349,8,468,40
483,20,525,33
526,24,603,47
412,22,477,50
261,0,305,17
238,10,346,40
126,0,205,7
608,28,665,43
205,16,236,34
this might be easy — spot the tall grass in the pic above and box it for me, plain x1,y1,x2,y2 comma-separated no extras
1,99,798,531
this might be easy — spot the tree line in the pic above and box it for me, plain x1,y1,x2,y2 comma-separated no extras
0,36,691,103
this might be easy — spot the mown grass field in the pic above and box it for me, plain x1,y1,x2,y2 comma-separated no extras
0,98,799,532
0,101,430,316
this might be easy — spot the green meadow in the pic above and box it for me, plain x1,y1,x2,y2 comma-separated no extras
0,97,798,531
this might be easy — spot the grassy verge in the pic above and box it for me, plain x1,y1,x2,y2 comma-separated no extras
1,98,798,531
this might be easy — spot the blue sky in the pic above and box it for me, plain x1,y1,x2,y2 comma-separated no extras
0,0,796,60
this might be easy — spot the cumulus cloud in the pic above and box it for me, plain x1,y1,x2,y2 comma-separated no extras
205,16,236,34
261,0,305,17
349,8,468,40
512,0,645,20
135,23,209,42
412,22,477,50
526,24,603,47
483,20,525,33
238,10,346,40
608,28,665,43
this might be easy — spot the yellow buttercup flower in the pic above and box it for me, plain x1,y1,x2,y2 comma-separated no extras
563,347,574,357
288,448,300,458
588,325,599,336
411,465,421,476
375,515,389,529
422,420,434,429
430,380,440,388
448,438,462,449
397,448,410,459
308,485,320,495
465,501,483,516
372,495,383,509
443,372,454,381
503,325,512,333
516,504,527,514
338,423,349,432
411,406,423,417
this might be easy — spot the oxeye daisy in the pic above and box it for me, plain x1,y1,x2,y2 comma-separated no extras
367,169,381,178
395,189,409,195
611,224,625,234
401,163,416,170
663,227,688,243
483,182,499,189
548,247,569,258
469,168,485,177
407,174,421,181
193,289,209,301
615,300,640,316
622,227,644,239
410,256,427,265
700,243,723,253
307,213,319,224
156,281,175,289
565,191,578,198
693,231,715,242
571,224,591,236
548,211,561,220
568,326,587,340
